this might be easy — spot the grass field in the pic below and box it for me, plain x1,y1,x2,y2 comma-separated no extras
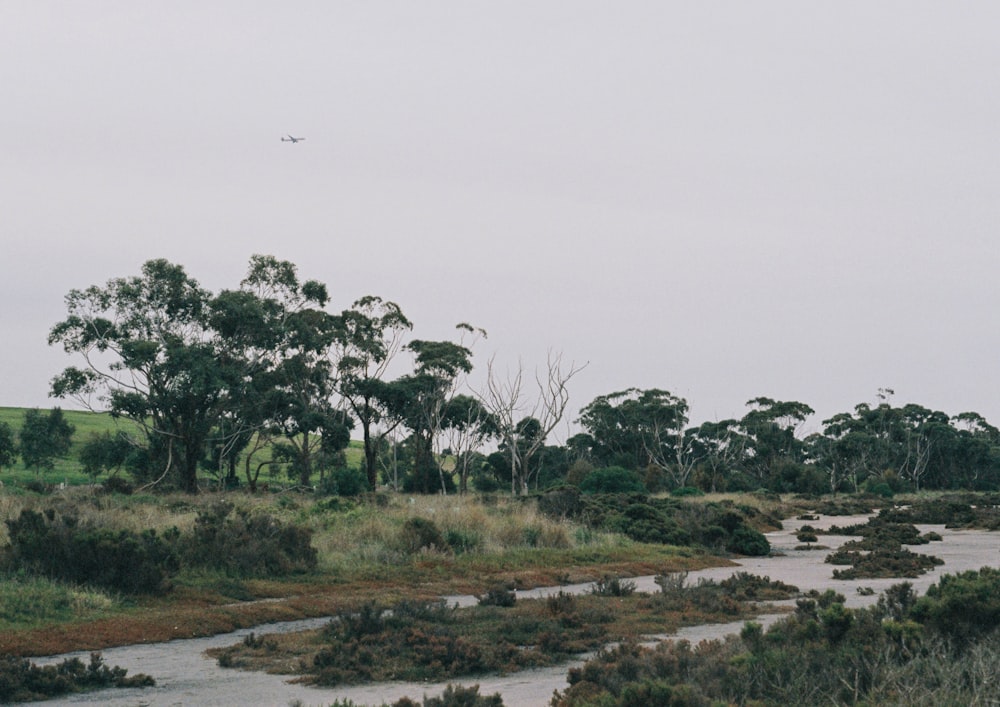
0,406,365,488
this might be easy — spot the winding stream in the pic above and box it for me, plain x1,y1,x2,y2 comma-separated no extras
39,514,1000,706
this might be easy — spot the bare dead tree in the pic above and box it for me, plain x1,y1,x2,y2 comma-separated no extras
480,351,586,495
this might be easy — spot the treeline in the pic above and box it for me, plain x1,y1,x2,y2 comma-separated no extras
20,256,1000,496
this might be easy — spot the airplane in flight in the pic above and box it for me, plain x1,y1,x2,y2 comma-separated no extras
281,135,305,143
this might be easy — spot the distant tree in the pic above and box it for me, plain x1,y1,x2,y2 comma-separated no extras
739,397,814,486
19,408,74,472
687,419,747,492
0,421,17,471
577,388,692,487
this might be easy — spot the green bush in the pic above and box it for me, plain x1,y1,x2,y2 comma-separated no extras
0,653,154,703
912,568,1000,646
670,486,704,497
617,503,691,546
185,501,318,577
2,509,178,594
400,516,446,553
318,466,369,497
726,525,770,556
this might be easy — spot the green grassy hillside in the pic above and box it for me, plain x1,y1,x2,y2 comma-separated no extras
0,406,365,488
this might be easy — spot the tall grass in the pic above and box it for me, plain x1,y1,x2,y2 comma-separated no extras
308,494,611,577
0,573,117,629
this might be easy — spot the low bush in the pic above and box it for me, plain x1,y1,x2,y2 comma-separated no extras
0,652,154,703
590,575,636,597
184,501,318,577
400,517,447,554
477,583,516,607
726,525,770,556
912,567,1000,647
2,509,178,595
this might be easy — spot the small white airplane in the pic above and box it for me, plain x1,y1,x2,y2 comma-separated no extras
281,135,305,143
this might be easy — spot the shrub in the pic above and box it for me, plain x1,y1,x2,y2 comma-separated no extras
537,486,582,519
591,575,636,597
400,516,446,554
477,583,516,607
2,509,178,594
912,568,1000,646
185,501,317,577
0,653,154,703
617,504,691,546
726,525,770,556
318,467,369,497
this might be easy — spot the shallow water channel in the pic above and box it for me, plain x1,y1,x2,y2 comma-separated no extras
39,513,1000,706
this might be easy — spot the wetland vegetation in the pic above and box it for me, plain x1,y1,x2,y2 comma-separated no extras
5,256,1000,703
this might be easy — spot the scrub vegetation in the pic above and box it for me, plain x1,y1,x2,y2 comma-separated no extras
552,569,1000,706
5,257,1000,703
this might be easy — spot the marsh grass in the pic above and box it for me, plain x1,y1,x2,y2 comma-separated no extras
0,573,117,629
309,495,598,578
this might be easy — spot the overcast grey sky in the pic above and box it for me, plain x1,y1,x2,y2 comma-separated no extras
3,2,999,435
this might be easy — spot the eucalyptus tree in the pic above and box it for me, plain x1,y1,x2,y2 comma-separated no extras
440,393,496,494
211,255,345,488
390,335,475,493
49,259,230,492
686,419,747,492
576,387,692,487
949,412,1000,489
333,296,412,491
738,397,814,485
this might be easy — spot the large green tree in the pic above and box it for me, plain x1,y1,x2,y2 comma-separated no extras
49,259,233,492
334,296,412,491
738,397,814,487
577,387,691,486
211,255,347,488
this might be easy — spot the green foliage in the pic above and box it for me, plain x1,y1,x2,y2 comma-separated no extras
78,431,133,478
912,567,1000,646
400,516,447,553
0,573,115,628
184,501,318,577
726,525,770,556
669,486,704,497
0,420,16,470
615,503,691,546
18,408,75,472
551,582,1000,706
318,466,369,497
0,652,154,703
579,467,646,495
2,509,178,594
